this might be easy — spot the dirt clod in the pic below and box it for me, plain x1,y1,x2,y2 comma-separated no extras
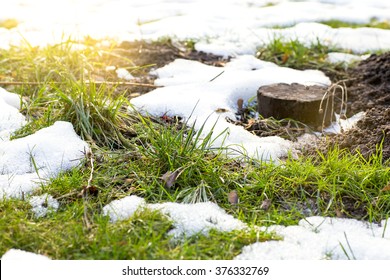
347,52,390,115
315,52,390,160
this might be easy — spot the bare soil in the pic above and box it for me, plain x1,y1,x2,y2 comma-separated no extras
319,52,390,161
347,53,390,115
105,40,228,94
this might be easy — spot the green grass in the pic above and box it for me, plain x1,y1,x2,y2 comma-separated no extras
256,38,354,81
0,196,273,259
1,38,390,259
269,18,390,30
257,20,389,75
320,19,390,30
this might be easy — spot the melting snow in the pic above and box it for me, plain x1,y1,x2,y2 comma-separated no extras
103,195,246,238
0,121,89,199
0,88,26,141
324,112,366,134
1,1,390,56
1,249,50,260
236,216,390,260
326,52,371,65
29,193,59,218
102,195,147,222
116,68,135,81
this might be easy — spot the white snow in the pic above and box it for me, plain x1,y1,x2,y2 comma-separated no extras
0,87,21,110
235,216,390,260
102,195,147,222
149,201,246,238
1,249,50,260
29,193,59,218
324,112,366,134
326,52,370,65
1,1,390,56
0,121,89,199
0,88,26,141
116,68,134,81
103,195,246,238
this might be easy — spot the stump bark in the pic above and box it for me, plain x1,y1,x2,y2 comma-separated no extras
257,83,332,127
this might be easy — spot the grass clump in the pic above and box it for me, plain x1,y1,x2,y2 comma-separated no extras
239,148,390,224
11,80,136,148
1,40,144,148
256,38,349,80
320,18,390,30
52,81,134,148
134,114,230,201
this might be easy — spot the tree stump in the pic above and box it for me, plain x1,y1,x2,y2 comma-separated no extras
257,83,332,127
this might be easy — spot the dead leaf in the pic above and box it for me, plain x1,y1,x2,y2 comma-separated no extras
124,178,133,185
161,168,183,188
228,190,239,205
381,183,390,192
78,185,99,197
335,209,344,218
244,118,256,129
260,199,271,210
215,108,229,113
282,53,289,64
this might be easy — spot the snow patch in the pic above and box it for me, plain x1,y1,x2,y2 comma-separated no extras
1,249,50,260
235,216,390,260
116,68,134,81
102,195,146,222
0,88,26,141
0,87,21,109
326,52,370,64
0,121,89,199
324,112,366,134
103,195,245,238
29,193,59,218
149,201,246,238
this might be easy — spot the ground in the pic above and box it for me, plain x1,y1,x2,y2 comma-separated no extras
320,52,390,161
1,38,390,260
105,40,228,95
111,42,390,161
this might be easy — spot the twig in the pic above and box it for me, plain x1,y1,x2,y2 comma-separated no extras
55,191,79,200
209,71,224,82
319,79,350,132
82,147,95,230
86,148,95,191
0,80,160,88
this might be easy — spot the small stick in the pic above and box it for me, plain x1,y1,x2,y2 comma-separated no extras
0,80,160,88
82,147,95,230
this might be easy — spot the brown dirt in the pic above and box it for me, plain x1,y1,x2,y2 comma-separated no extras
347,53,390,115
325,107,390,160
320,52,390,161
101,40,228,95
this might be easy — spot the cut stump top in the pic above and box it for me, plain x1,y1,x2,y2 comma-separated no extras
257,83,332,128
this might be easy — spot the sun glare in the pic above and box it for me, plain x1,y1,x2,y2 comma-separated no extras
1,0,146,47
